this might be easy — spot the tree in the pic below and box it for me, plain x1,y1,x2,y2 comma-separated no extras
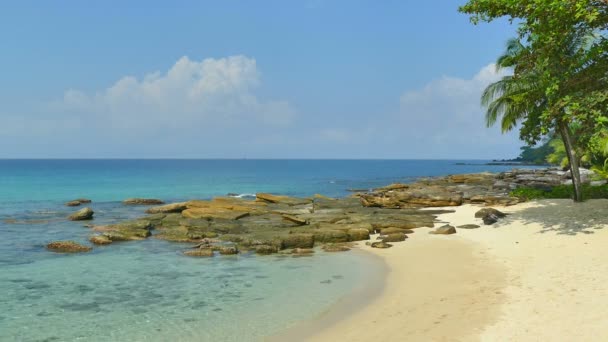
460,0,608,201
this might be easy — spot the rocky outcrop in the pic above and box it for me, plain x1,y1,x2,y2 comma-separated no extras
65,198,92,207
430,225,457,235
46,241,92,253
282,234,314,249
255,245,278,255
123,198,165,205
256,193,310,206
68,207,94,221
145,202,188,214
93,219,153,241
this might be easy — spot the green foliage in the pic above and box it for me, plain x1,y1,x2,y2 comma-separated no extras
516,139,554,164
511,184,608,200
546,139,568,168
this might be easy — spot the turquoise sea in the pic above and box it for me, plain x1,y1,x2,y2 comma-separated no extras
0,160,535,341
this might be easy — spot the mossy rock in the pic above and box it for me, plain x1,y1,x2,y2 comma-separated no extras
255,245,278,255
47,241,92,253
89,235,112,245
183,249,214,257
346,228,370,241
68,207,94,221
282,234,314,249
218,246,239,255
376,227,414,235
313,229,349,243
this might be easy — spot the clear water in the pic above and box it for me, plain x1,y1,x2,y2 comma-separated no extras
0,159,536,341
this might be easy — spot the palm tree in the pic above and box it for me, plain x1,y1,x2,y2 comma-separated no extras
481,38,586,201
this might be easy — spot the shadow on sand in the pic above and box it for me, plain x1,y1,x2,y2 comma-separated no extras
498,199,608,236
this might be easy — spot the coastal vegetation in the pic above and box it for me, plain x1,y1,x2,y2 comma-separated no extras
460,0,608,201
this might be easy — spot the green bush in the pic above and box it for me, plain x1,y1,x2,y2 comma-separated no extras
510,184,608,200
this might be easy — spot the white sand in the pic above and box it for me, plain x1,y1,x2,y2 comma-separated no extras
305,199,608,341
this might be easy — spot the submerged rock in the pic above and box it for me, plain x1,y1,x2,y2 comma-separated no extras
46,241,92,253
89,235,112,245
184,249,214,257
322,243,351,252
123,198,165,205
65,198,91,207
68,207,94,221
430,225,457,235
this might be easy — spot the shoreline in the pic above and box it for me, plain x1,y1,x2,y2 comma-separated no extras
285,199,608,341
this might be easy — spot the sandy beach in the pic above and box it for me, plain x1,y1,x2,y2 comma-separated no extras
300,199,608,341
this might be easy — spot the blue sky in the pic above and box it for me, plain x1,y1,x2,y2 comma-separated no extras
0,1,521,158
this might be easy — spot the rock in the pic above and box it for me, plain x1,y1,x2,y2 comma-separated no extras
347,228,370,241
255,245,278,255
371,241,392,249
474,208,507,219
218,246,239,255
483,215,499,225
68,207,94,221
182,207,250,220
381,233,407,242
430,225,456,235
65,198,92,206
282,234,315,249
184,249,214,257
123,198,165,205
322,243,351,252
457,224,481,229
46,241,92,253
282,215,308,226
313,229,349,243
256,193,310,206
94,219,153,241
89,235,112,245
360,188,463,208
145,202,188,214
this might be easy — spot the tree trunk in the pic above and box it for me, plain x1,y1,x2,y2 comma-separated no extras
558,120,583,202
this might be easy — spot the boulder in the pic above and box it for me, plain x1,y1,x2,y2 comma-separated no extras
282,234,315,249
46,241,92,253
347,228,370,241
184,249,214,257
483,215,499,225
89,235,112,245
145,202,188,214
322,243,351,252
68,207,94,221
371,241,392,249
474,208,507,219
430,225,457,235
123,198,165,205
381,233,407,242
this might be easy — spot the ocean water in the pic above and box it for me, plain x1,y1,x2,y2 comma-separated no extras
0,159,536,341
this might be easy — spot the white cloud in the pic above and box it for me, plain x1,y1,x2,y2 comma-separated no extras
391,63,519,158
56,55,294,134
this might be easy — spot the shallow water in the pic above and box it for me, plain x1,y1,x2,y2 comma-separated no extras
0,160,537,341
